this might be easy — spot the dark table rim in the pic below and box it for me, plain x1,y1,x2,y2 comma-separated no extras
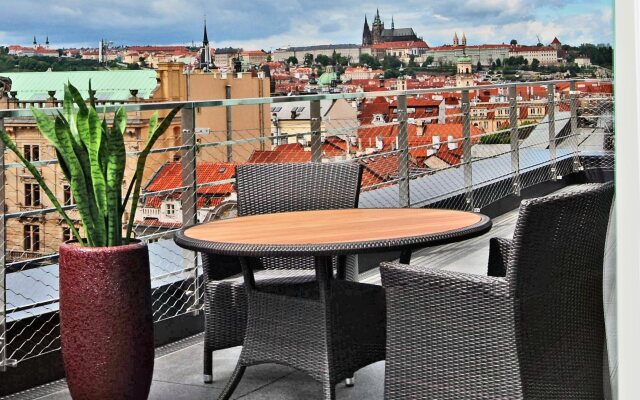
173,210,492,257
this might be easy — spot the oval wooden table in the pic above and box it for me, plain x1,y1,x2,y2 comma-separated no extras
175,208,492,400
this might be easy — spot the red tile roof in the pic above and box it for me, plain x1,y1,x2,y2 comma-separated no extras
370,41,428,49
145,162,236,195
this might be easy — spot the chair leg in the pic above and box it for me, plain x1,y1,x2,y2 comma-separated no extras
322,380,336,400
203,349,213,384
218,364,246,400
345,376,355,387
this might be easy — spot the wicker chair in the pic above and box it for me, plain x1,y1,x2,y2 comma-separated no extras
381,182,614,399
201,163,363,383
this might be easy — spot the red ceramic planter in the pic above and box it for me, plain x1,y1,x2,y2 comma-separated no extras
59,241,154,400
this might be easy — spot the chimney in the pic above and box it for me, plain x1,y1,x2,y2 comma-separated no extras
447,135,457,150
432,135,441,148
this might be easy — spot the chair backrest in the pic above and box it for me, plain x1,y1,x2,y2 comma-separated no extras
507,182,614,399
235,163,362,216
235,163,362,270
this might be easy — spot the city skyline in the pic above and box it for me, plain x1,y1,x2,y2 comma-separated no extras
1,0,613,50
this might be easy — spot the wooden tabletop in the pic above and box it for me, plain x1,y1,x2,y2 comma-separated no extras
176,209,492,257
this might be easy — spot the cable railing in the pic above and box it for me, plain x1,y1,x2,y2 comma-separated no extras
0,79,614,389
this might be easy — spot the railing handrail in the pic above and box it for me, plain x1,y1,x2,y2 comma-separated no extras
0,79,611,118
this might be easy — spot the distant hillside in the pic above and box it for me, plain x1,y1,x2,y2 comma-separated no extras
0,47,138,72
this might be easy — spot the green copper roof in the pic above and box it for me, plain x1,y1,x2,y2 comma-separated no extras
318,72,338,86
2,70,158,101
457,54,472,63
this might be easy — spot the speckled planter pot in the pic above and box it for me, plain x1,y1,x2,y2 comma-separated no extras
59,241,154,400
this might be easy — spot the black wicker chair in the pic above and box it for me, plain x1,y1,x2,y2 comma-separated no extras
201,163,363,383
381,182,614,399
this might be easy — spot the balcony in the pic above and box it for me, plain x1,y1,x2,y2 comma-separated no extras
0,79,615,398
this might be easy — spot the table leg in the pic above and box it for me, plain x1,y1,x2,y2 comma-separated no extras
215,257,257,400
399,249,413,264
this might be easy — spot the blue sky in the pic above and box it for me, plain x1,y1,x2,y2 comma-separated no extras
0,0,613,49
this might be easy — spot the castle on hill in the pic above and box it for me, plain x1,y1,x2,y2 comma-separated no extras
362,9,420,46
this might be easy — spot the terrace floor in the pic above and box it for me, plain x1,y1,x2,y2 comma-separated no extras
7,206,521,400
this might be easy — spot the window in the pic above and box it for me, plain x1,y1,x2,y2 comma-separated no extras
63,185,74,206
24,225,40,252
166,203,175,216
24,183,41,207
62,227,72,242
23,145,40,162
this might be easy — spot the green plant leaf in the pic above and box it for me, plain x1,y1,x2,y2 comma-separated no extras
125,105,183,242
0,127,84,245
105,107,127,246
54,115,103,246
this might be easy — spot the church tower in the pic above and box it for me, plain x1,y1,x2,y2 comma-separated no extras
33,36,37,49
372,9,384,44
453,32,459,46
45,36,50,49
200,18,212,70
462,33,467,46
362,15,372,46
456,49,474,87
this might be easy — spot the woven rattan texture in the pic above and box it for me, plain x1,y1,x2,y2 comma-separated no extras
196,163,364,384
381,182,614,400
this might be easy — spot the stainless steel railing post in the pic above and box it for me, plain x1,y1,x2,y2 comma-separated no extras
310,100,322,163
397,94,410,208
180,105,200,315
461,89,474,211
0,117,15,371
569,80,583,172
509,85,521,196
547,83,558,180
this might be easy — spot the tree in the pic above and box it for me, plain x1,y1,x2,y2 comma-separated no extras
531,58,540,71
359,53,380,69
303,53,314,67
266,54,272,62
495,58,502,67
384,69,400,79
315,54,331,66
510,39,518,46
421,55,434,67
286,56,299,65
408,54,417,68
476,61,482,71
382,55,402,70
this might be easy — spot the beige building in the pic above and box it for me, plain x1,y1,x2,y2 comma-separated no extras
509,45,559,65
270,99,357,148
273,44,371,64
1,63,270,260
456,54,474,87
241,50,269,65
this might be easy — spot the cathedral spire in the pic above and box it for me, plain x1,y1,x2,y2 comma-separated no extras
453,32,459,46
202,17,209,46
391,16,395,30
362,15,372,46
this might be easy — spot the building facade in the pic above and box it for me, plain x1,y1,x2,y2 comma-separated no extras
2,64,270,260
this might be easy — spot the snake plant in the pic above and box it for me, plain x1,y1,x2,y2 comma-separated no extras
0,82,183,247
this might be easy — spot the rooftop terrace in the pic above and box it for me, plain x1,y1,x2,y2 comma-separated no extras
0,79,614,398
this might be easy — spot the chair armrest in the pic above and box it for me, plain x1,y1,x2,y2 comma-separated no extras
381,261,508,293
487,237,513,277
380,262,521,399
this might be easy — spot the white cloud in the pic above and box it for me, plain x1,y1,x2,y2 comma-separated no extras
0,0,613,49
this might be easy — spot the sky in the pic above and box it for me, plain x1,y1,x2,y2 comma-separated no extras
0,0,614,50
